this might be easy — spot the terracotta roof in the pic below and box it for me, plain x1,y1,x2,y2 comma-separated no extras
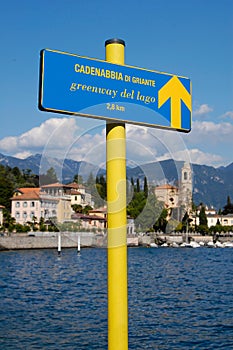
16,187,40,194
89,207,107,213
71,213,106,221
66,182,79,189
155,184,178,190
11,189,40,200
70,190,82,195
41,182,70,189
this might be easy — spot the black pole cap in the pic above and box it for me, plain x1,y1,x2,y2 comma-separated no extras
105,38,125,47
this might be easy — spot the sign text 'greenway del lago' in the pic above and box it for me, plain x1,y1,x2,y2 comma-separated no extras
39,49,192,132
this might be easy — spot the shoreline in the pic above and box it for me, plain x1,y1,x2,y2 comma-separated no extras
0,232,232,251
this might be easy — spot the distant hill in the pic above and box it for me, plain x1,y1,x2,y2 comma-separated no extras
0,153,232,210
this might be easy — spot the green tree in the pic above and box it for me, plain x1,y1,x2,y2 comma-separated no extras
0,165,14,210
143,177,148,198
222,195,233,215
83,205,93,214
86,172,95,187
72,204,83,213
2,209,15,233
96,175,106,200
130,177,134,188
154,208,168,232
134,193,163,232
40,167,58,185
136,178,140,192
181,211,192,232
73,174,83,184
199,205,207,226
39,217,46,231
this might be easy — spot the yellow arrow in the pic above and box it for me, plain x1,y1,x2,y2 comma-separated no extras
158,76,191,129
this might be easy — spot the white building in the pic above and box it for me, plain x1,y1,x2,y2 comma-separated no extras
67,182,93,207
11,184,72,225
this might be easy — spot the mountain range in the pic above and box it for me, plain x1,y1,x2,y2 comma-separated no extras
0,152,232,210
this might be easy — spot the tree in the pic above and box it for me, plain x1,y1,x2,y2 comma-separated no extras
83,205,93,214
136,178,140,193
86,172,95,187
97,175,106,200
127,190,163,232
72,204,83,213
0,165,14,210
154,208,168,232
222,195,233,215
40,167,58,185
181,211,192,232
130,177,134,188
199,205,207,226
73,174,83,184
143,177,148,198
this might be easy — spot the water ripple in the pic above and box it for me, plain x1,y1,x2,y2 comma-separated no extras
0,248,233,349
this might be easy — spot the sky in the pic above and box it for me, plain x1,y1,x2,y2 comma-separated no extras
0,0,233,170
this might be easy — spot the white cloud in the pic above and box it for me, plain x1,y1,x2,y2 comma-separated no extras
186,149,224,166
221,111,233,119
0,116,232,168
154,148,223,167
0,117,79,156
193,104,213,117
188,120,233,141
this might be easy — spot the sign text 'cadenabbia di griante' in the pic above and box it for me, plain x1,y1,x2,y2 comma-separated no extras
39,48,192,132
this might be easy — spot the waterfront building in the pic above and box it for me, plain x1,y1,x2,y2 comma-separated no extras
11,188,42,225
155,184,179,209
67,182,93,207
179,162,193,214
70,206,135,234
154,162,193,220
71,212,107,231
40,183,72,222
11,184,72,225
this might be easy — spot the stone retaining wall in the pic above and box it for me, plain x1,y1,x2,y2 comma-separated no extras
0,232,96,250
0,233,231,251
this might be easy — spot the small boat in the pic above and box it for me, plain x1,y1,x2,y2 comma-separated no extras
223,241,233,248
189,241,201,248
150,242,158,248
215,241,224,248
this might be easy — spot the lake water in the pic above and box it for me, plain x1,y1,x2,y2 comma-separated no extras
0,247,233,349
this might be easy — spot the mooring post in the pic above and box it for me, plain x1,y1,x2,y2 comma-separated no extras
58,231,61,256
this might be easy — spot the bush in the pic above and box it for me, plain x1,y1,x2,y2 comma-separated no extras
197,225,209,235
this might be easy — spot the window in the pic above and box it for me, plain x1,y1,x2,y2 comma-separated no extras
184,172,187,180
30,212,35,219
23,212,27,219
23,202,27,207
31,201,35,207
16,212,20,219
16,202,20,208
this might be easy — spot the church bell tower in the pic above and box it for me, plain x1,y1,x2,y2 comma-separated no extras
179,162,193,215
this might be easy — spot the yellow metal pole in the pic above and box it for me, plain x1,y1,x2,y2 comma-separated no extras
105,38,128,350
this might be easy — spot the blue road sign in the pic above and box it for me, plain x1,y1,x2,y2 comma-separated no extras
39,49,192,132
